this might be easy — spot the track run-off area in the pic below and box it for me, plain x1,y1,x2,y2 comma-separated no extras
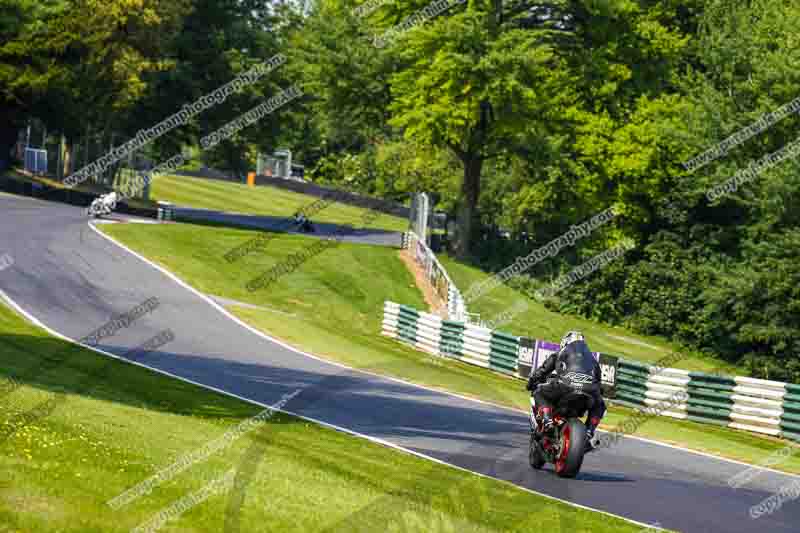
1,193,799,533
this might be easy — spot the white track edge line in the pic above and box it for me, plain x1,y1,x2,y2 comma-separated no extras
88,222,800,483
0,284,657,531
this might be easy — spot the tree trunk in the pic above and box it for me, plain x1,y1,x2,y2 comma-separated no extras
0,126,17,173
62,135,72,179
0,106,21,173
454,154,483,259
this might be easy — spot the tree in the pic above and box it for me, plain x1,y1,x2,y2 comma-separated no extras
386,0,561,257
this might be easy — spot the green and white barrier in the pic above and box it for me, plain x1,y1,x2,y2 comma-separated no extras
489,330,520,376
729,377,785,437
415,312,442,356
616,359,649,408
461,324,492,368
382,302,420,346
439,319,465,358
687,372,735,428
645,367,689,420
381,301,800,444
782,383,800,442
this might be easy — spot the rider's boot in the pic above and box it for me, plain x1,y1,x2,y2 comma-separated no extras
585,416,601,451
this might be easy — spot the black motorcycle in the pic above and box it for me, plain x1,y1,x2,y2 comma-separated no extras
529,390,598,478
292,214,316,233
299,219,315,233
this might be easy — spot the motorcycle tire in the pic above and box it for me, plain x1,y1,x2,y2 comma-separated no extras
554,418,586,478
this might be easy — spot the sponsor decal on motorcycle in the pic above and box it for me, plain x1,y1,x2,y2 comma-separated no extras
563,371,593,384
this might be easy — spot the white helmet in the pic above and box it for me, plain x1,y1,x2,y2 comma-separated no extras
560,331,584,350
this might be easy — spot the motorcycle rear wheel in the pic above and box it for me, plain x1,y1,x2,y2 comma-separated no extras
554,418,586,478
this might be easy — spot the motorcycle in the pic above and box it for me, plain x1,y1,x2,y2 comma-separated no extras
86,192,118,218
529,390,598,478
292,214,316,233
299,219,315,233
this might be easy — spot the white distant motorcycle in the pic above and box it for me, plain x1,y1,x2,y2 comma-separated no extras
87,191,119,218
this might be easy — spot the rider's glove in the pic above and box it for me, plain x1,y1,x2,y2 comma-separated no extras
526,377,536,391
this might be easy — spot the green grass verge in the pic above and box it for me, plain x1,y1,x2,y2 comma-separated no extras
150,173,408,232
439,255,740,374
0,298,645,532
97,222,800,475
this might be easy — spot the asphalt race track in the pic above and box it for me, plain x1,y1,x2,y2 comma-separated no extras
171,205,404,247
1,193,799,533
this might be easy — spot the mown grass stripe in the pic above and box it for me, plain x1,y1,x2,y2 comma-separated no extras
689,372,736,386
687,414,731,427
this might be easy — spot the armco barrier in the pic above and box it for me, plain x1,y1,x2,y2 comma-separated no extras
382,303,420,346
381,301,400,338
380,301,800,444
616,359,648,408
729,376,784,437
687,372,735,428
439,320,465,358
404,231,467,322
415,313,442,356
489,330,519,376
396,305,419,345
461,324,492,368
782,383,800,442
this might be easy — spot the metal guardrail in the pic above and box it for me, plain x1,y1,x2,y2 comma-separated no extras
403,230,468,322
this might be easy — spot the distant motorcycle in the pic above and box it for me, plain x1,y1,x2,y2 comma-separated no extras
292,213,316,233
529,390,599,477
86,191,119,218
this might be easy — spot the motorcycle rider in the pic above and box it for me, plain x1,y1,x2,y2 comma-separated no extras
88,191,119,217
292,210,309,230
101,191,119,213
526,331,606,447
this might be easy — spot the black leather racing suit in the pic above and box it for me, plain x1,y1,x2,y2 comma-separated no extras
527,340,606,434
